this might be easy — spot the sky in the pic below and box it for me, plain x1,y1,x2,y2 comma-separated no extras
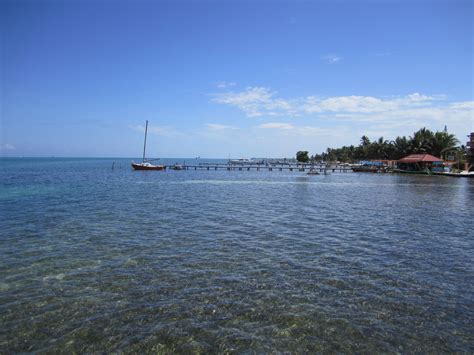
1,0,473,158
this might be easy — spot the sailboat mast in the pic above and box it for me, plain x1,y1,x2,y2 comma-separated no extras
142,120,148,163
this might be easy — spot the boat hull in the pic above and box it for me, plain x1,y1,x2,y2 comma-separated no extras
352,167,390,173
352,167,379,173
433,172,474,178
131,163,166,171
393,169,431,175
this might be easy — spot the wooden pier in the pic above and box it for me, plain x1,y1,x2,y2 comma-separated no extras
168,163,353,173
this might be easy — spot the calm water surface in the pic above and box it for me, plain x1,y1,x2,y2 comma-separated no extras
1,158,473,352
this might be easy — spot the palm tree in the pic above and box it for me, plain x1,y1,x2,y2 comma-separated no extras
347,145,356,161
360,135,371,147
375,137,391,159
312,127,461,163
360,135,371,158
432,131,459,158
410,128,435,153
392,136,411,159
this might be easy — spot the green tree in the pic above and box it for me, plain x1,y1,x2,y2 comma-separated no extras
310,127,462,163
360,135,371,147
410,128,434,153
431,131,459,158
296,151,310,163
369,137,390,159
360,135,372,158
392,136,411,159
326,148,337,162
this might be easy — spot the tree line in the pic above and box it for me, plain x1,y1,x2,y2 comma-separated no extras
297,127,463,163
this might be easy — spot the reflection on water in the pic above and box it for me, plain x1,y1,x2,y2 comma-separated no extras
0,158,473,352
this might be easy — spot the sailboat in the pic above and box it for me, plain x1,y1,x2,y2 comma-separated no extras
131,120,165,170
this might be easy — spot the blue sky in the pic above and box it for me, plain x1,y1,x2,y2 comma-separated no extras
1,0,473,158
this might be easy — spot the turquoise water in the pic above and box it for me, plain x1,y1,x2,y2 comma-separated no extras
1,158,473,352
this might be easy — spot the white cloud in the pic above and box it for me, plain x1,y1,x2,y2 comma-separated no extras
258,122,294,130
307,93,439,114
298,126,336,136
211,86,473,144
216,81,237,89
256,123,345,138
206,123,239,130
212,87,455,118
405,92,436,102
321,54,342,64
212,87,294,117
319,96,394,113
450,101,474,110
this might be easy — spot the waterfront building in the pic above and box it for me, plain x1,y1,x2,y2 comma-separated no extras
396,154,444,174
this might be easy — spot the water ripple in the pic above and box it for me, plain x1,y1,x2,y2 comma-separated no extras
1,158,473,352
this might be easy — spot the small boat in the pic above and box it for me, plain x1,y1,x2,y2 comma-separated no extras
229,158,253,165
393,168,432,175
170,163,184,170
131,120,165,171
307,166,320,175
351,166,379,173
432,170,474,178
351,161,388,173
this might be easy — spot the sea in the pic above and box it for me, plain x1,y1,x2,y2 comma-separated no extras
1,158,473,353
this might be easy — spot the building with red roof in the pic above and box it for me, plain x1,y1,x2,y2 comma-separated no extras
398,154,443,163
396,154,445,174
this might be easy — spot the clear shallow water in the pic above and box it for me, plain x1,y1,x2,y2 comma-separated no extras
1,158,473,352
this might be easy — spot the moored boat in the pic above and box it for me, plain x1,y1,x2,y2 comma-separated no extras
131,161,165,170
393,167,432,175
432,171,474,178
170,163,184,170
131,120,165,171
352,166,380,173
351,161,389,173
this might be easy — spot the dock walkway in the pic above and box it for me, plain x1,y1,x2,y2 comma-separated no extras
170,163,353,173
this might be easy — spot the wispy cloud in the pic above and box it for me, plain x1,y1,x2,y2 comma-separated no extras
211,86,473,141
211,87,296,117
0,143,16,151
258,122,294,130
450,101,474,110
297,126,338,136
212,87,453,118
206,123,239,130
321,54,342,64
257,123,342,137
304,92,439,114
216,81,237,89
